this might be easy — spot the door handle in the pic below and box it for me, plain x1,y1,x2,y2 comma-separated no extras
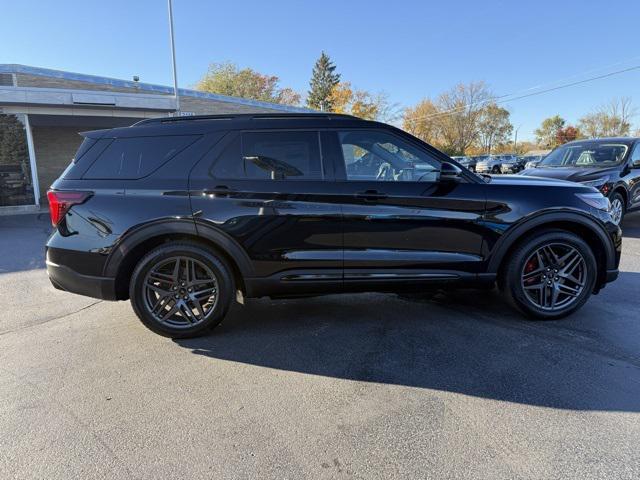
355,190,388,201
203,185,236,197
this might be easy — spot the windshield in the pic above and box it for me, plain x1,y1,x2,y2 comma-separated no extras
539,143,628,168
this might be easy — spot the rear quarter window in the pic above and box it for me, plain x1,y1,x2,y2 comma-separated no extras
83,135,200,179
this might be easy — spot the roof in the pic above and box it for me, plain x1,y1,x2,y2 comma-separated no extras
0,64,312,113
135,112,357,125
95,112,371,138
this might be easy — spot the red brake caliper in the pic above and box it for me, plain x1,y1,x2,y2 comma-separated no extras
524,258,537,285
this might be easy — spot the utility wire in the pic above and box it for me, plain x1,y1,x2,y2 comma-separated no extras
405,63,640,124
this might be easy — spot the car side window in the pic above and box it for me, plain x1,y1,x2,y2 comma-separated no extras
84,135,199,179
337,130,440,182
211,131,322,180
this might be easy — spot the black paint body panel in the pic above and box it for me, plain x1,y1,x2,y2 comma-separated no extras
45,114,622,301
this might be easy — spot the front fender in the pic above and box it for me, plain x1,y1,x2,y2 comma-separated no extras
486,209,621,275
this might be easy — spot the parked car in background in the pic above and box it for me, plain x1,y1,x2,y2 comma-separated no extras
500,155,525,174
45,113,621,338
520,137,640,225
452,155,476,171
475,155,504,174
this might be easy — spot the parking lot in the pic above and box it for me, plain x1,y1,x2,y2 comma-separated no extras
1,213,639,479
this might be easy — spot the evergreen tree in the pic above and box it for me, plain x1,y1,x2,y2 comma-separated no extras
307,52,340,111
0,114,28,166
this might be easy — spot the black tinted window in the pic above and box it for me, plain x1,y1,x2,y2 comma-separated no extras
84,135,199,179
210,135,243,179
73,137,97,163
211,131,322,180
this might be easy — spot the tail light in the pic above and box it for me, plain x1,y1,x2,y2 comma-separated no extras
47,190,92,226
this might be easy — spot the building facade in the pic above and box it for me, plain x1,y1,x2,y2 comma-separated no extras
0,64,309,212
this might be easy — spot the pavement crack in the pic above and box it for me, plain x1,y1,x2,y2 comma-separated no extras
0,300,103,337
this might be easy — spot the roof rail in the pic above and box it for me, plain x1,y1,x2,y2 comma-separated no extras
134,112,357,126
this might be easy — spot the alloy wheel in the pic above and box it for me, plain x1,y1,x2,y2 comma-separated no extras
610,197,623,225
520,242,586,311
143,256,218,328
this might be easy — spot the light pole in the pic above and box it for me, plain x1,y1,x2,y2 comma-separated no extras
167,0,180,113
513,124,523,153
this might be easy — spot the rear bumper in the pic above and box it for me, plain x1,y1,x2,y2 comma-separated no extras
46,260,117,300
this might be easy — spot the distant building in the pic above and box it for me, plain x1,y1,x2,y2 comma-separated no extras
0,64,309,212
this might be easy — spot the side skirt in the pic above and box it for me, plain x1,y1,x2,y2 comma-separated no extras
244,269,497,298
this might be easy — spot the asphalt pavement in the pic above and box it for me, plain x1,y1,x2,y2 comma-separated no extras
1,213,639,479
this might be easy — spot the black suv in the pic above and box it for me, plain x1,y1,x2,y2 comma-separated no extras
520,138,640,225
46,113,621,338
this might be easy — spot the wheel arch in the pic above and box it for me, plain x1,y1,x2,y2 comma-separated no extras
610,185,628,207
103,218,253,300
489,211,616,290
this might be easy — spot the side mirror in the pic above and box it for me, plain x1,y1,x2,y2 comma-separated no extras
440,161,463,181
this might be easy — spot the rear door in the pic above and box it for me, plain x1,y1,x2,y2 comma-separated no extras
189,129,344,295
325,128,487,285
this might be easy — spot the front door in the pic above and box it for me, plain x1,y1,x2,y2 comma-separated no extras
326,128,487,286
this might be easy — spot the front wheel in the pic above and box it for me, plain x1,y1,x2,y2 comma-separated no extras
129,243,234,338
500,231,597,319
609,192,625,225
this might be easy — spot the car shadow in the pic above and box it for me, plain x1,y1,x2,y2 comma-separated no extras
621,212,640,239
175,271,640,413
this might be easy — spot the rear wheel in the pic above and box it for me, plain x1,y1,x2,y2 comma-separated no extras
501,231,597,319
129,243,234,338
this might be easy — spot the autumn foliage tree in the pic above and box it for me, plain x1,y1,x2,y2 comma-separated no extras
402,82,504,155
555,125,580,145
578,97,635,138
195,62,301,106
534,115,566,148
476,103,513,154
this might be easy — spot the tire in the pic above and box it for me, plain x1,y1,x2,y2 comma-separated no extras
129,243,234,338
609,191,625,225
500,230,597,320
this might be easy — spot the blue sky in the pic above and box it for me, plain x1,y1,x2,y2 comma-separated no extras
1,0,639,140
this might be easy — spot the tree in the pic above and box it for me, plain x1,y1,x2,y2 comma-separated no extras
534,115,566,148
307,52,340,111
578,97,635,138
328,82,397,121
0,114,29,166
403,99,442,147
435,82,493,155
476,103,513,154
555,125,580,145
402,82,494,155
195,62,300,106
